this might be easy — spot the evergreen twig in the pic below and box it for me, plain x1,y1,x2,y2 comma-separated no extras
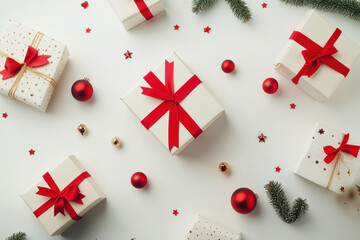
225,0,252,22
280,0,360,21
6,232,26,240
192,0,217,14
264,181,309,224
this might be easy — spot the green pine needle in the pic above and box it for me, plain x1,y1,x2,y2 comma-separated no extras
225,0,252,22
6,232,26,240
264,181,309,224
280,0,360,21
192,0,216,14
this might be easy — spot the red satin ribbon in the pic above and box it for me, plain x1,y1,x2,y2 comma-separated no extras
141,60,203,151
290,28,350,85
0,46,51,80
33,171,90,220
134,0,154,21
323,133,360,164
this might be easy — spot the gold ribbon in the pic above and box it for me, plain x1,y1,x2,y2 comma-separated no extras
326,134,346,190
0,32,56,100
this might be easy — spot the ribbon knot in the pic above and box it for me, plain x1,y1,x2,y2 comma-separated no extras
290,28,350,85
140,60,203,151
323,133,360,164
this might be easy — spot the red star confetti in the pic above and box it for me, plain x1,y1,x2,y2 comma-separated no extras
204,26,211,33
262,2,267,8
85,28,91,33
81,1,89,9
174,24,180,30
275,166,281,172
29,149,35,155
2,112,8,118
290,103,296,109
124,50,133,59
173,209,179,216
258,133,267,143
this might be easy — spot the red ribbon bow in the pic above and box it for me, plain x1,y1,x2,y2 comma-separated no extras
33,171,90,220
0,46,51,80
290,28,350,85
141,60,203,151
323,133,360,164
134,0,154,21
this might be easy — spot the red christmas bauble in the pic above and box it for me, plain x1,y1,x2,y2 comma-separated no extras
71,79,93,101
221,60,235,73
262,78,279,94
231,188,257,214
131,172,148,189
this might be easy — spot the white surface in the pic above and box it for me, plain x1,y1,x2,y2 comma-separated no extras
0,0,360,239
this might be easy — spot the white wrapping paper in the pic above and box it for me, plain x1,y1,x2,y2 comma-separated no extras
0,20,69,111
20,155,105,236
274,10,360,101
186,215,241,240
122,52,224,155
295,123,360,195
107,0,164,31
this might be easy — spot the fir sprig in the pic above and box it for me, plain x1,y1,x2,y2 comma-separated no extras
280,0,360,21
264,181,309,224
225,0,252,22
6,232,26,240
192,0,216,14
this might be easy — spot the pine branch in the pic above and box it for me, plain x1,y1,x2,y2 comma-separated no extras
6,232,26,240
225,0,252,22
280,0,360,21
192,0,216,14
264,181,309,224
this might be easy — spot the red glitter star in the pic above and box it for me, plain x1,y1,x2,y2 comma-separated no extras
2,112,8,118
81,1,89,9
29,149,35,155
258,133,267,142
85,28,91,33
204,26,211,33
262,3,267,8
275,166,281,172
173,209,179,216
124,50,133,59
290,103,296,109
174,24,180,30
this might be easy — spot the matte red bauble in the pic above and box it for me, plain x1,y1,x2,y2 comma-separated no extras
262,78,279,94
231,188,257,214
131,172,148,189
221,60,235,73
71,78,93,101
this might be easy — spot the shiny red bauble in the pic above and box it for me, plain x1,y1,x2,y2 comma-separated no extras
71,79,93,101
131,172,148,189
231,188,257,214
262,78,279,94
221,60,235,73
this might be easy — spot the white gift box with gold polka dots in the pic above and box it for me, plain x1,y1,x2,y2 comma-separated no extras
186,215,241,240
295,123,360,195
0,20,69,111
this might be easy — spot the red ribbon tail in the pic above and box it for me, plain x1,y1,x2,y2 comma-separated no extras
64,200,82,220
178,104,203,139
0,69,17,80
27,55,51,68
168,103,179,151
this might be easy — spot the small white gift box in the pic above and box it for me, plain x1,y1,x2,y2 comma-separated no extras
295,123,360,195
107,0,164,31
122,52,224,155
0,20,69,111
20,155,105,236
274,10,360,101
186,215,241,240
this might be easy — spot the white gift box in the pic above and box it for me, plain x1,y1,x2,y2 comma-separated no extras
186,215,241,240
274,10,360,101
0,20,69,111
295,123,360,195
122,52,224,155
20,155,105,236
107,0,164,31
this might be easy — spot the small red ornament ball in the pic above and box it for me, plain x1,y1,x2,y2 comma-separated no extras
231,188,257,214
262,78,279,94
71,79,93,101
221,60,235,73
131,172,148,189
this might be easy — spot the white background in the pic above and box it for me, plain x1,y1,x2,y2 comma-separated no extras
0,0,360,239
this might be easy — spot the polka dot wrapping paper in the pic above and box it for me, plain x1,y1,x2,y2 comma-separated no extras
0,20,69,111
186,215,241,240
